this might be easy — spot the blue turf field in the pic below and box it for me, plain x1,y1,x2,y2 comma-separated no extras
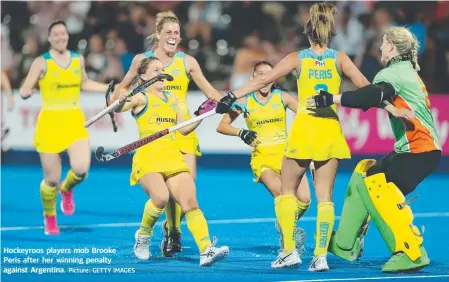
1,165,449,282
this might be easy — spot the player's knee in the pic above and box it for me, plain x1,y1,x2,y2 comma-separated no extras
180,197,199,213
151,191,170,209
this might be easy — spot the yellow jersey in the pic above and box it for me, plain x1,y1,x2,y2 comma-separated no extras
296,48,341,117
33,50,88,154
130,91,189,184
38,51,82,110
143,50,190,118
284,47,351,161
244,89,288,156
143,50,201,156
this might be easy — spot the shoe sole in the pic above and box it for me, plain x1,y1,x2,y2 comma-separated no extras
200,248,230,267
272,259,301,269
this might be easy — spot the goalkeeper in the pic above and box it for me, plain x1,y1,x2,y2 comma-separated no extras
307,26,442,273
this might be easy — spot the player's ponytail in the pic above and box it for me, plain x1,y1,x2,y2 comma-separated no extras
304,3,337,47
385,26,421,72
147,11,179,49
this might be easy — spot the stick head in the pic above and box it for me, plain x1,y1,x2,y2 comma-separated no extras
159,73,174,82
95,146,105,162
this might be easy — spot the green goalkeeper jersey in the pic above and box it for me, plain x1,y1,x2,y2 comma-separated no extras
373,60,441,154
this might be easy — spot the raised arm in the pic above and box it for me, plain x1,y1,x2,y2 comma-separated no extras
119,54,144,89
186,55,223,101
338,50,370,88
109,54,144,105
282,91,298,113
232,52,299,99
114,88,146,113
80,55,109,92
19,57,45,99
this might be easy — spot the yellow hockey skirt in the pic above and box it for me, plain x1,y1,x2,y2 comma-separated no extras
130,140,190,186
34,109,89,154
250,153,283,182
285,113,351,161
175,130,201,156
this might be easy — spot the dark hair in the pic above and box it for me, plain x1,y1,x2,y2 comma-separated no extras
48,20,67,34
136,56,160,85
252,60,287,92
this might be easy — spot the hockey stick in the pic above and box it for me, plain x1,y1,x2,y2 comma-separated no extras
105,80,118,132
95,109,216,162
84,73,174,128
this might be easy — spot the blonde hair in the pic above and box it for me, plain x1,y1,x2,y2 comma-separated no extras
385,26,420,71
147,11,179,48
304,3,337,47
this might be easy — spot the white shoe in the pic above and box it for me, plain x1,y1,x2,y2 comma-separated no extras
308,256,329,272
276,221,306,256
271,249,301,268
134,230,151,260
199,238,229,266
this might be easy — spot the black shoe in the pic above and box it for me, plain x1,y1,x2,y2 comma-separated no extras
160,220,182,257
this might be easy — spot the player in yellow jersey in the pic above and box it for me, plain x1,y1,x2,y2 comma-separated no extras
113,11,223,257
216,3,374,271
111,56,229,266
19,20,109,236
217,61,312,255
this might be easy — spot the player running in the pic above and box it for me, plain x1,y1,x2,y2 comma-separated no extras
216,61,311,255
111,56,229,266
308,26,441,273
113,11,223,257
19,20,109,235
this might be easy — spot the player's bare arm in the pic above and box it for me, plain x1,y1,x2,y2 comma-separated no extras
19,57,45,99
186,55,223,101
80,55,109,92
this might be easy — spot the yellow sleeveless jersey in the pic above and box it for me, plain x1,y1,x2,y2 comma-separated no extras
143,50,191,118
143,50,201,156
244,89,288,156
133,91,177,143
130,91,189,184
284,48,351,161
296,48,341,116
33,50,87,154
38,51,82,110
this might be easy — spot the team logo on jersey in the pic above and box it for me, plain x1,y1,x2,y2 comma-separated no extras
171,69,181,77
315,60,325,67
148,114,176,125
271,102,281,111
169,103,177,112
73,68,80,75
152,103,160,108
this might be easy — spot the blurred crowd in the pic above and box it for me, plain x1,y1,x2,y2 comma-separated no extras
1,1,449,93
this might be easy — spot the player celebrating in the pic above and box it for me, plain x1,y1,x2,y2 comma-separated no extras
111,56,229,266
215,3,375,271
113,11,223,257
308,26,441,273
19,20,109,235
216,61,311,255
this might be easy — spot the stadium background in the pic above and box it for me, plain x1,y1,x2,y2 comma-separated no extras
1,1,448,282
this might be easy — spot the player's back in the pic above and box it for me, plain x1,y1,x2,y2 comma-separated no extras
296,48,341,118
38,51,82,110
